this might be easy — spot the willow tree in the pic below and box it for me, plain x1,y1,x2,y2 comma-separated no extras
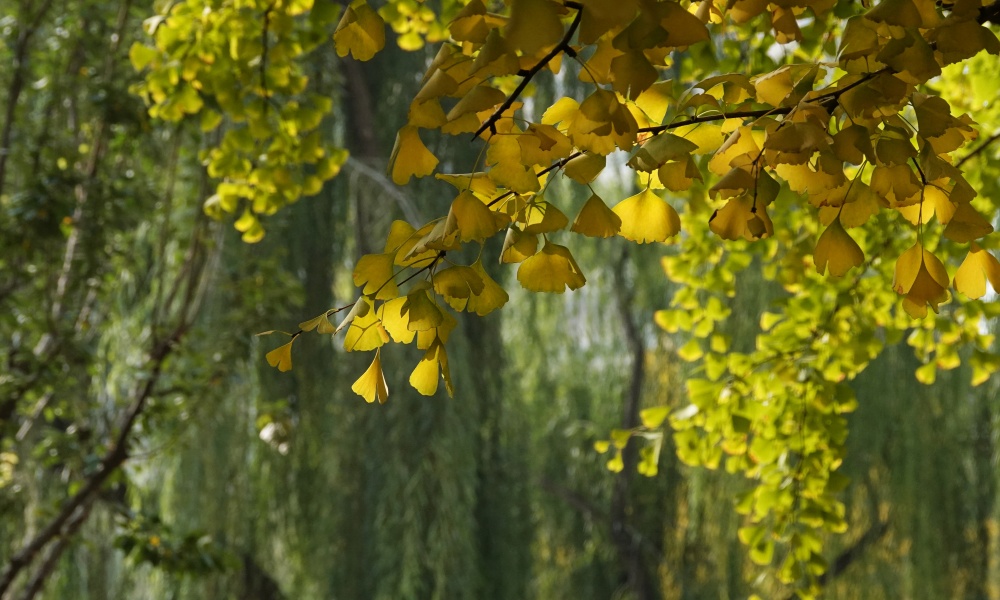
45,0,1000,595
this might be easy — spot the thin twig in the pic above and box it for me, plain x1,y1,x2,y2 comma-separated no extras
473,1,584,139
956,131,1000,168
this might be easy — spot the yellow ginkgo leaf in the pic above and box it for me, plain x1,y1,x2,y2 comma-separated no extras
265,339,296,372
449,191,507,242
344,298,389,351
954,243,1000,299
519,199,569,234
299,311,335,334
943,201,994,243
709,195,774,241
353,252,398,300
434,265,485,301
384,220,417,253
893,242,950,317
466,260,509,316
517,241,586,293
571,193,621,238
409,339,452,397
563,152,606,183
334,1,386,61
416,308,457,350
500,226,539,263
504,0,563,57
378,297,416,344
352,350,389,404
814,218,865,277
657,157,702,192
613,189,680,243
388,126,439,185
403,285,444,331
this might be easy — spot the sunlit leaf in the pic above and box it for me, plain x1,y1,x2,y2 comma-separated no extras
265,340,295,372
334,0,386,61
571,193,621,238
516,241,586,293
814,218,865,277
954,243,1000,299
352,350,389,404
613,189,680,243
388,126,439,185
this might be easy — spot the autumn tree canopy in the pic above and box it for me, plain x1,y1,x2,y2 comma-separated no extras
124,0,1000,594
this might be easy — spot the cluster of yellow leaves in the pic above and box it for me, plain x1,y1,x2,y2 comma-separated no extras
244,0,1000,405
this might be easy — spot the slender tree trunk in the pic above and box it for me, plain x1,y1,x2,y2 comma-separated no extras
610,246,656,600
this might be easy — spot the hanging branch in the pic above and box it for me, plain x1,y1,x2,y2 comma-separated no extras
473,1,584,139
0,211,209,598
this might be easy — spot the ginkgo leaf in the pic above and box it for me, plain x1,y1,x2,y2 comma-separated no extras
378,297,416,343
657,157,702,192
657,1,709,48
446,85,505,122
572,193,621,238
352,350,389,404
709,194,773,241
416,308,457,350
814,218,865,277
402,285,444,331
501,226,539,263
436,172,498,198
893,242,950,317
465,260,509,316
896,185,956,226
517,241,586,293
943,201,994,243
434,265,485,302
384,220,417,253
334,1,386,61
449,0,491,43
954,243,1000,299
448,191,507,242
344,298,389,351
409,339,452,397
563,152,606,183
613,189,680,243
388,126,439,185
519,199,569,234
334,297,369,336
353,252,398,300
629,133,699,172
299,311,335,334
504,0,564,57
265,339,295,372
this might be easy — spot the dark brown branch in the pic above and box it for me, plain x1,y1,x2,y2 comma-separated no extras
473,2,584,139
638,68,887,135
0,323,188,598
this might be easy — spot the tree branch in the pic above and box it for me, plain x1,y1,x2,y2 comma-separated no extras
0,323,187,598
956,130,1000,168
473,1,583,140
